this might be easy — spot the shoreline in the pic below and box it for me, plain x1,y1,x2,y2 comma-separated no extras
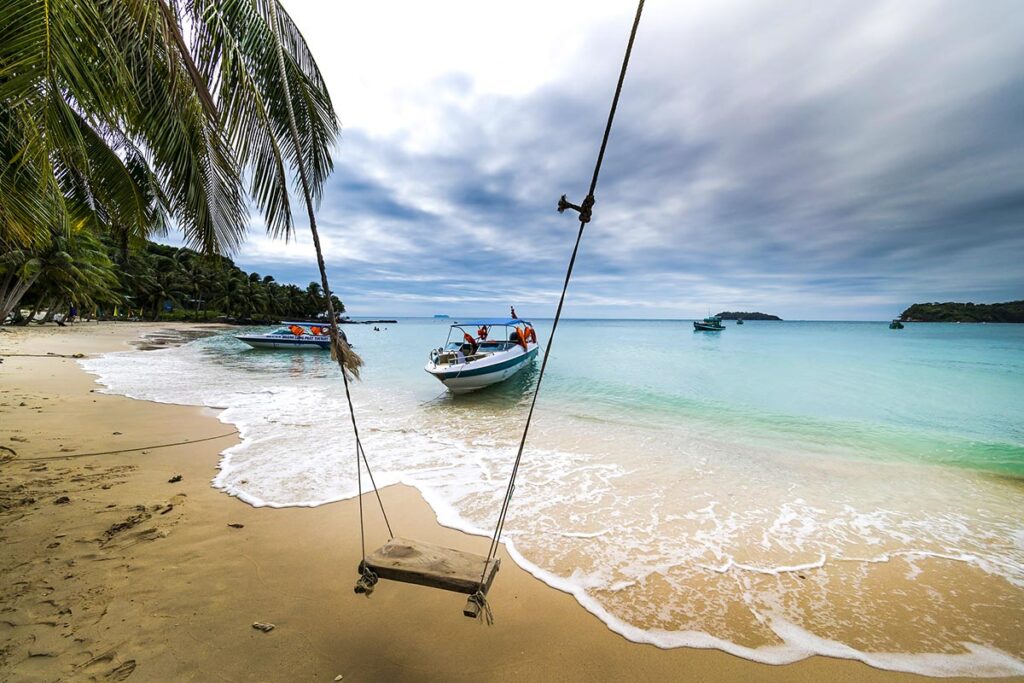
1,322,1017,681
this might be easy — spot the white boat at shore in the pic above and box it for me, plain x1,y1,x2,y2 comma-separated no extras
425,318,539,393
235,322,335,350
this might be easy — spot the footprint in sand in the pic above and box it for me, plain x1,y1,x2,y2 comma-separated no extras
81,651,136,680
109,660,137,680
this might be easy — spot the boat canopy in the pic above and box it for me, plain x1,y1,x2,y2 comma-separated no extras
451,318,532,327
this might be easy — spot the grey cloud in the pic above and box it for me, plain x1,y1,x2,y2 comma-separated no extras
226,0,1024,319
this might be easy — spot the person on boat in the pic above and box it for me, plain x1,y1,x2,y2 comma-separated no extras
462,332,478,356
509,327,528,350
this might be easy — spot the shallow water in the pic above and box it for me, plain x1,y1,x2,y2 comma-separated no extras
82,319,1024,676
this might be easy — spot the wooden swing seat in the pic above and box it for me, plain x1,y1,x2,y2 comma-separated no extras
360,538,500,617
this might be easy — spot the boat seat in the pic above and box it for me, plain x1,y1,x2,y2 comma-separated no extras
360,538,500,617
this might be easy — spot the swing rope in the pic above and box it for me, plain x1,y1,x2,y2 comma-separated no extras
477,0,646,595
337,357,393,596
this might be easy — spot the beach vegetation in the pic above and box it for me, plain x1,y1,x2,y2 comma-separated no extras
900,301,1024,323
1,0,344,339
8,239,343,324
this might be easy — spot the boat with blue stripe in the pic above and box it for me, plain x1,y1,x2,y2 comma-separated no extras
425,318,539,393
235,322,337,350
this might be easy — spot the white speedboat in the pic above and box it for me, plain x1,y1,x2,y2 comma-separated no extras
425,318,539,393
235,322,333,350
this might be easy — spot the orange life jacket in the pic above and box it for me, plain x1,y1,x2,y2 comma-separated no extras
310,326,322,335
514,326,528,350
289,325,304,336
526,327,537,343
463,332,477,347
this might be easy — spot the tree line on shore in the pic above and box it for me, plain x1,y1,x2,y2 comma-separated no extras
1,0,358,382
900,301,1024,323
3,238,343,325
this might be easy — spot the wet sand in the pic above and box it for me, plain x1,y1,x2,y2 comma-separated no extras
0,322,1014,681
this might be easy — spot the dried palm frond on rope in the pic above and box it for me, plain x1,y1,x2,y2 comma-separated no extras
330,329,364,380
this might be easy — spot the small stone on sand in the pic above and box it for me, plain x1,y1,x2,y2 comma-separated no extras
168,474,182,483
252,622,275,632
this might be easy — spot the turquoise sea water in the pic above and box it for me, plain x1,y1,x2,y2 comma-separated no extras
350,318,1024,475
539,319,1024,474
83,319,1024,676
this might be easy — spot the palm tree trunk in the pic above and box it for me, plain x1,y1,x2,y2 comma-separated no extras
0,272,41,324
40,297,60,324
54,299,68,326
26,298,43,323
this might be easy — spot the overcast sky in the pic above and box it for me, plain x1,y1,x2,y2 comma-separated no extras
188,1,1024,319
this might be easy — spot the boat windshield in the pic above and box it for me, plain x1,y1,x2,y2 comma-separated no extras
445,340,511,352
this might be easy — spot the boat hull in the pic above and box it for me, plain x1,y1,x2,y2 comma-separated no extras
235,335,331,350
425,345,538,393
693,322,724,331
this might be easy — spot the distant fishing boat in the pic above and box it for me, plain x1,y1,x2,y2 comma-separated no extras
736,319,744,325
889,319,905,329
694,316,725,331
235,322,333,350
425,318,539,393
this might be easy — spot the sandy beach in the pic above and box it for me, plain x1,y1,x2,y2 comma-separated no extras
0,322,1015,682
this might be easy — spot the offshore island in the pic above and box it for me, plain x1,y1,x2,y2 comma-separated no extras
716,311,783,320
900,301,1024,323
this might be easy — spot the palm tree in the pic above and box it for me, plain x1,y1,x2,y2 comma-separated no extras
13,227,120,323
2,0,358,375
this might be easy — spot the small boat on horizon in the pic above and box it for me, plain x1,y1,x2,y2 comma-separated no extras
425,318,539,393
889,319,905,329
694,316,725,331
235,322,334,350
736,318,744,325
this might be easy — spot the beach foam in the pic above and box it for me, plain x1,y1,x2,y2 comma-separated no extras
80,328,1024,677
